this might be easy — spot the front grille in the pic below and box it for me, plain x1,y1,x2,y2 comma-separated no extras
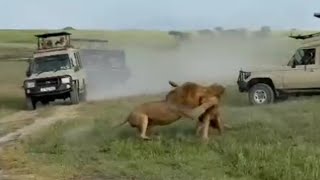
238,70,250,82
238,70,244,82
36,77,60,87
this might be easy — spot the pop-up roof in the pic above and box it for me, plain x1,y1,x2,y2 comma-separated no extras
34,31,72,50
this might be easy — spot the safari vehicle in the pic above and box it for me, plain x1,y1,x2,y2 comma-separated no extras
23,32,87,110
72,38,130,87
237,31,320,105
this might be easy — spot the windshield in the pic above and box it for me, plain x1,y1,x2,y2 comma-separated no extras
31,54,71,74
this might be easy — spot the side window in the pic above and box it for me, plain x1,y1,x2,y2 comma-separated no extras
289,48,316,66
301,48,315,65
73,53,81,69
76,52,83,68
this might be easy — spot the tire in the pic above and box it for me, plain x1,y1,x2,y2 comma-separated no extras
26,97,36,110
41,100,49,105
79,82,87,102
248,83,275,105
70,82,80,105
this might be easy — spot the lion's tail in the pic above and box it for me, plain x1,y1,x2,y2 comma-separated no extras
168,80,179,87
113,114,130,128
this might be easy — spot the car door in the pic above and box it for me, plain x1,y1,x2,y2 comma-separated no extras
283,47,320,89
74,52,86,91
305,47,320,87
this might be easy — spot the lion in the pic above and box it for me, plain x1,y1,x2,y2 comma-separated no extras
196,104,223,136
116,97,219,140
166,81,231,139
167,80,226,105
193,83,231,136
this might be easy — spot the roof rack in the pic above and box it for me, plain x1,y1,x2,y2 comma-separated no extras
72,38,108,43
289,32,320,40
71,38,109,50
35,31,71,38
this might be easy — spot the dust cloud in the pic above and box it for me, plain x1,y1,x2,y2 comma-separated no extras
86,35,296,101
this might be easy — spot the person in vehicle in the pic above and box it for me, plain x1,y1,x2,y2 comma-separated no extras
301,49,315,65
55,37,66,46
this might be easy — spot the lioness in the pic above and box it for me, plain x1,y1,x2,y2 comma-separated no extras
166,81,230,139
116,97,219,140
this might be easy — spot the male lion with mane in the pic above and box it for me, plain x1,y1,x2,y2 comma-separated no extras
166,81,231,139
116,97,218,140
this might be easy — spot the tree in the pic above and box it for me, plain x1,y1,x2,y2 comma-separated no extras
214,27,224,32
168,30,190,41
63,26,75,30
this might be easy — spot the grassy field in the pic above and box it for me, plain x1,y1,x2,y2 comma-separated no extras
1,29,320,180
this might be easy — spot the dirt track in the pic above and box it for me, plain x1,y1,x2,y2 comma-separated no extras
0,105,81,180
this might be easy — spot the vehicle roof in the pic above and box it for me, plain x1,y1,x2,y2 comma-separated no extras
301,36,320,48
34,46,78,53
35,31,71,38
33,48,77,58
72,38,108,43
289,31,320,48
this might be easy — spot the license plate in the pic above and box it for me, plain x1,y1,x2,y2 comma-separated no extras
40,86,56,92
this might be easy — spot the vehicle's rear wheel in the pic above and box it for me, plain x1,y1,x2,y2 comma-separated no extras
41,100,49,105
26,96,36,110
70,82,80,105
248,83,275,105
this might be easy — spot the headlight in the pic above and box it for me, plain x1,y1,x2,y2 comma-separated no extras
61,77,71,84
25,81,35,88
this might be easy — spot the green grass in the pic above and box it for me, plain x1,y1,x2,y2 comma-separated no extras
2,94,320,180
0,61,27,110
0,29,320,179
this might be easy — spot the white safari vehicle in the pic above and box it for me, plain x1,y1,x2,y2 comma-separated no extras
23,32,87,110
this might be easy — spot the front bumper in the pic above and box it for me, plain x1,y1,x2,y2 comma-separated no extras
24,75,74,97
237,80,248,92
25,83,72,97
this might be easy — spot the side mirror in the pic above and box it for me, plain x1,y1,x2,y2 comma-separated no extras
26,70,31,77
74,66,80,72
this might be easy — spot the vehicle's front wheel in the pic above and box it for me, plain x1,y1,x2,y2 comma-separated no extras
248,83,275,105
70,82,80,105
26,96,36,110
80,83,87,102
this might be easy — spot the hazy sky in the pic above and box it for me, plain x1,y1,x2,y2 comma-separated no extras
2,0,320,30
